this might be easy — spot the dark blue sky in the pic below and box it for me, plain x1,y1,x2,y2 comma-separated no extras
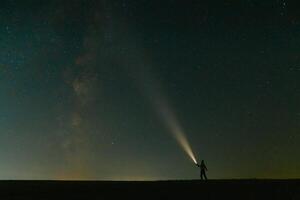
0,0,299,180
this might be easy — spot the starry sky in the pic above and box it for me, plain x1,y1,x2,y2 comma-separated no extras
0,0,299,180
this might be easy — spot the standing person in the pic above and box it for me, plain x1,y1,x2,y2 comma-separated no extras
196,160,208,180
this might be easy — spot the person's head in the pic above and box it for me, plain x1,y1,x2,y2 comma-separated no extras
201,160,204,164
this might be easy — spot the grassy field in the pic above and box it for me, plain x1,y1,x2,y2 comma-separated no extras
0,180,299,199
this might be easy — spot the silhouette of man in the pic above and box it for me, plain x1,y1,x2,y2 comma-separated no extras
196,160,208,180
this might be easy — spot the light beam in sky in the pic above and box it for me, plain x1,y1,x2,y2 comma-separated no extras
154,94,198,164
129,60,198,164
120,30,199,166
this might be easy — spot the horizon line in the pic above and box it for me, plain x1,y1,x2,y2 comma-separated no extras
0,178,299,182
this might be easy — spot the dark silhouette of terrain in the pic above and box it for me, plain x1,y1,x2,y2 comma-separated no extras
0,179,299,199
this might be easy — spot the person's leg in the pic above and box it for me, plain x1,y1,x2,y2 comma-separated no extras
204,172,207,180
200,170,204,180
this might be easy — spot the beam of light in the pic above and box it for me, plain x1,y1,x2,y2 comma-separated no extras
127,62,198,165
120,34,198,166
166,120,198,164
155,97,198,164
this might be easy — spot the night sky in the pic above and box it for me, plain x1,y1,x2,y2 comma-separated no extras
0,0,299,180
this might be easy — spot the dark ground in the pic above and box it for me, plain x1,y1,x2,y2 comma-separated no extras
0,180,299,199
